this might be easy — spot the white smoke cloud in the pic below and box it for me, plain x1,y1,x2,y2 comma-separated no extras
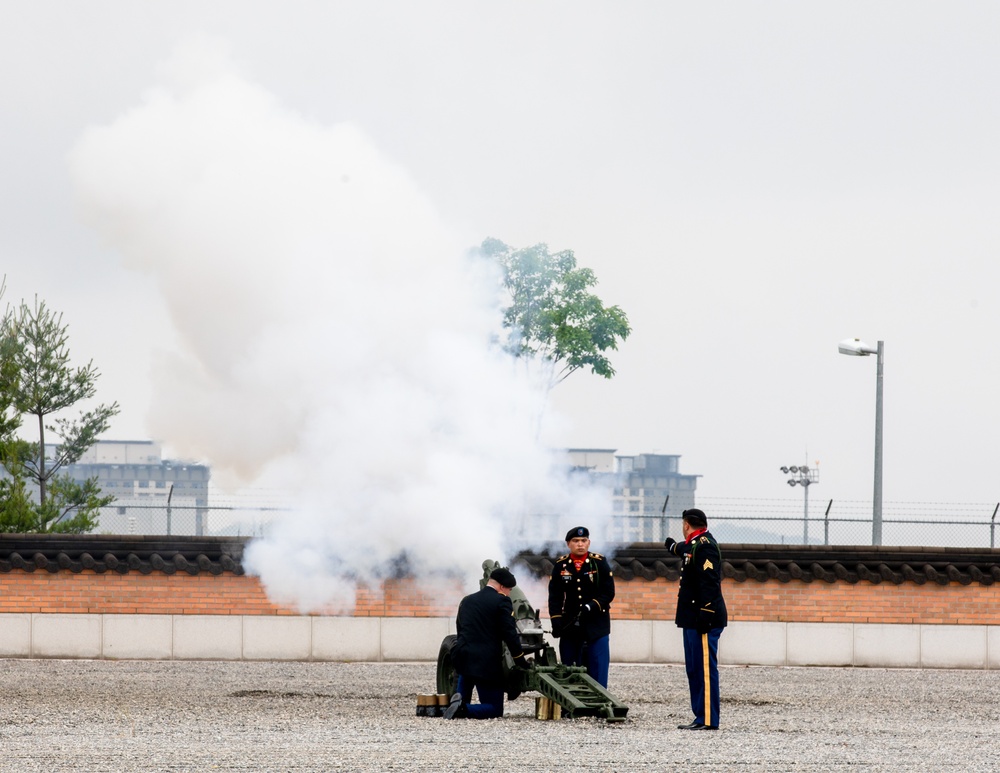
70,33,610,612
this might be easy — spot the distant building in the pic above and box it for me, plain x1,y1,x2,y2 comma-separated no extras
565,448,618,474
566,449,700,544
47,440,211,535
608,452,699,543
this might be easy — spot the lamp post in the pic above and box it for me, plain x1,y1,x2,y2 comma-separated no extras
838,338,884,546
780,464,819,544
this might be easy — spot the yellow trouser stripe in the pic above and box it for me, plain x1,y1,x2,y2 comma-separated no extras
702,632,711,724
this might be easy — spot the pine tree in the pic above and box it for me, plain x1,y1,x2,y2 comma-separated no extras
0,295,119,532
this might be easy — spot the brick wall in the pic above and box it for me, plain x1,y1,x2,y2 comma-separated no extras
0,570,993,626
614,577,1000,626
0,572,283,616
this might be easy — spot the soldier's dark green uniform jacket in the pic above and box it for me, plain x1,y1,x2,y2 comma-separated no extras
547,552,615,641
672,531,728,632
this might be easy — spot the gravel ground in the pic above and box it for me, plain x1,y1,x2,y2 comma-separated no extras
1,659,998,772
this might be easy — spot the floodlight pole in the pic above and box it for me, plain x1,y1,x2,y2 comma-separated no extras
803,479,810,544
872,340,884,547
779,464,818,544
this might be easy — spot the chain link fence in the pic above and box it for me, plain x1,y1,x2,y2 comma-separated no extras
694,497,1000,549
93,503,288,538
94,497,1000,548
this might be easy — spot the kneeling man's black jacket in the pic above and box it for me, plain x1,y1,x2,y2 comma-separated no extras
451,586,525,686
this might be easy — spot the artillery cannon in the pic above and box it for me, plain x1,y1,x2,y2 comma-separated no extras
436,559,628,722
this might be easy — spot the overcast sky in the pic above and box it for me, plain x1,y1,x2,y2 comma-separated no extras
2,1,998,519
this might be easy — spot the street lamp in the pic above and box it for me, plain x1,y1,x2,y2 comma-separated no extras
779,464,819,544
838,338,884,546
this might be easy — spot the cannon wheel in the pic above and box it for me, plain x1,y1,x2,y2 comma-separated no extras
436,635,459,696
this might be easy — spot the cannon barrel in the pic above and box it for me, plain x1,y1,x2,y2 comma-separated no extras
436,559,628,721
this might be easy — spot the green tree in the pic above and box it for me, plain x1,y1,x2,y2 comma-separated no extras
0,281,35,531
0,442,44,531
480,238,631,391
0,279,21,444
0,296,119,532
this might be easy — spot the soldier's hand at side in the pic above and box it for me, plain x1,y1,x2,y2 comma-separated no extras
696,610,714,634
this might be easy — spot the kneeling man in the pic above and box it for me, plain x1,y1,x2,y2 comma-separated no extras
445,567,526,719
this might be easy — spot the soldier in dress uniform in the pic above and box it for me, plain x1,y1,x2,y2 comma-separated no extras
665,508,728,730
444,566,527,719
547,526,616,687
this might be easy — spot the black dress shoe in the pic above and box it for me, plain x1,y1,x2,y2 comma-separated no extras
443,692,465,719
692,724,719,730
677,720,704,729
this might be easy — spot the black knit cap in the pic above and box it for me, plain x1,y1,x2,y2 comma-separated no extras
489,567,517,588
565,526,590,542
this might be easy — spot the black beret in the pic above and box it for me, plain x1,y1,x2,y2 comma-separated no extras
489,567,517,588
682,508,708,528
565,526,590,542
